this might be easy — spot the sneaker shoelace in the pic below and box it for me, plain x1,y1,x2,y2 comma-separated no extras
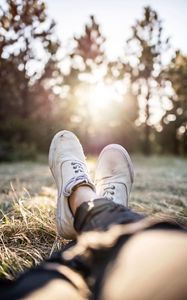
64,161,91,197
71,162,84,173
103,184,115,200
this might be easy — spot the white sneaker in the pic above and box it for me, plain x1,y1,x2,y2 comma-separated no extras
95,144,134,206
49,130,94,239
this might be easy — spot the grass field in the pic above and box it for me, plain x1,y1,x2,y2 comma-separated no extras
0,156,187,279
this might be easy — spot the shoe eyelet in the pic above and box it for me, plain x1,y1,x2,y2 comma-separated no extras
111,191,115,195
75,170,78,173
112,186,115,189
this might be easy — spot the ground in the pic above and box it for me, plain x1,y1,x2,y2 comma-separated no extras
0,156,187,279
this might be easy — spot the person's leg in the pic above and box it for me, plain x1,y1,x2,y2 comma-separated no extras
69,186,98,215
100,229,187,300
0,264,88,300
48,130,99,239
71,143,144,233
57,142,146,297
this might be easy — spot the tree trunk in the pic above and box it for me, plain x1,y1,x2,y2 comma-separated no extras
144,121,151,155
173,134,179,155
143,92,151,155
173,123,179,155
182,130,187,154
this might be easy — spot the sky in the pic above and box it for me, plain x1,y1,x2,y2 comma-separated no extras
46,0,187,60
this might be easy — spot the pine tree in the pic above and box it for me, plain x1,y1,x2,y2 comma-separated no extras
125,6,169,154
72,15,105,65
62,15,106,149
0,0,61,159
160,51,187,154
0,0,60,120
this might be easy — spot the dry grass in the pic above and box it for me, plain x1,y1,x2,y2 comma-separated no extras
0,184,65,279
0,156,187,279
130,155,187,225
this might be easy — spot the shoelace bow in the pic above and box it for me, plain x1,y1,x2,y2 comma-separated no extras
103,184,115,200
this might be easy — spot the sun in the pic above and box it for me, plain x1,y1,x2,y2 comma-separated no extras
88,82,122,109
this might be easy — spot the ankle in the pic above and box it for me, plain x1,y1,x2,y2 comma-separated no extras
69,185,97,215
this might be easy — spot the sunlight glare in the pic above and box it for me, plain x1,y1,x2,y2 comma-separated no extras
88,82,121,109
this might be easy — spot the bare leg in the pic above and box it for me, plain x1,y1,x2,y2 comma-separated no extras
69,185,98,215
101,230,187,300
